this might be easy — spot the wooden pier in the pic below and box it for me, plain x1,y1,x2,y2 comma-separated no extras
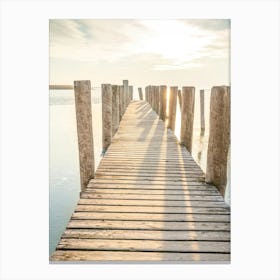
51,99,230,262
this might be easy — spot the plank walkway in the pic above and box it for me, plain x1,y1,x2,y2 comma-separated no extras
51,100,230,262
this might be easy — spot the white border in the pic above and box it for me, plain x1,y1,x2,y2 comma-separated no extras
1,1,279,279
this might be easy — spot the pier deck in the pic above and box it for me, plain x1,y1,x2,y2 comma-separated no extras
51,101,230,262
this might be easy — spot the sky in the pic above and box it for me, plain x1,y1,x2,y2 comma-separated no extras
49,19,230,89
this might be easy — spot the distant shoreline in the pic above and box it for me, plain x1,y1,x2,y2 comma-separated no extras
49,85,73,90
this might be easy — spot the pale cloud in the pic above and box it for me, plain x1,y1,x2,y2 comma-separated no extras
50,19,229,64
49,19,230,86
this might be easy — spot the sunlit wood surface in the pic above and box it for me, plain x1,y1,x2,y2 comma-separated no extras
51,101,230,262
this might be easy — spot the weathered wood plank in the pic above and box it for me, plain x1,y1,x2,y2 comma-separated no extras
71,212,230,222
67,220,230,231
51,250,230,261
73,205,230,214
84,189,219,196
80,192,223,201
92,177,206,183
86,184,219,192
57,238,230,253
78,199,228,207
62,229,230,241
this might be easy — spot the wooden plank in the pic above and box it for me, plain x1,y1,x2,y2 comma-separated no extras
98,161,199,167
90,180,212,187
80,193,223,201
94,172,204,178
92,177,206,183
86,185,219,192
73,205,230,214
57,238,230,253
62,229,230,241
71,212,230,222
96,168,204,175
67,220,230,231
84,189,219,196
51,250,230,261
78,199,228,207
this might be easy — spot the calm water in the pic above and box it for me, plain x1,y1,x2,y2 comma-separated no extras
49,88,230,256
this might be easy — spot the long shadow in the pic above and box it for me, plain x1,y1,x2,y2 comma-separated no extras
162,114,230,262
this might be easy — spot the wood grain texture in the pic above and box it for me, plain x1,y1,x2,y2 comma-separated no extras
206,86,230,196
51,100,230,262
101,84,112,150
51,250,230,262
138,87,143,100
159,85,167,121
73,80,95,191
180,87,195,153
111,85,120,136
200,89,205,135
167,86,178,131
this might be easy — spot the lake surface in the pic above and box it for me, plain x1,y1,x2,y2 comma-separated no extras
49,88,230,256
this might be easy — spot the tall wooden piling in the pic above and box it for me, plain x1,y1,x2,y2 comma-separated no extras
159,85,167,121
178,89,182,111
119,86,124,120
129,86,133,101
155,86,160,115
123,80,129,109
180,87,195,153
167,86,178,132
151,86,155,111
138,88,143,100
74,80,95,191
206,86,230,197
102,84,112,152
112,85,120,136
200,89,205,135
145,86,148,101
148,86,151,105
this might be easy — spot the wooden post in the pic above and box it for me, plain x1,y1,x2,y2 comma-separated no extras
200,89,205,135
129,85,133,101
148,86,151,105
123,80,129,110
155,86,160,115
102,84,112,152
206,86,230,197
159,85,167,121
119,86,123,121
138,88,143,100
145,86,148,101
167,86,178,131
180,87,195,153
74,80,95,192
178,89,182,111
152,86,156,112
150,86,154,110
112,85,120,136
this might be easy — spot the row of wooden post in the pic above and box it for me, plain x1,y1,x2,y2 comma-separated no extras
144,85,230,197
74,79,133,191
73,79,230,197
